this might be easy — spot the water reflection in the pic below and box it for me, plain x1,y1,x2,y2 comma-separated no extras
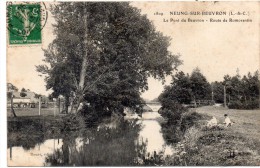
45,120,143,166
8,105,174,166
8,139,62,166
140,119,173,156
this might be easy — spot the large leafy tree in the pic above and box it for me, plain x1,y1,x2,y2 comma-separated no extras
159,68,211,106
159,71,192,105
190,68,211,103
37,2,181,116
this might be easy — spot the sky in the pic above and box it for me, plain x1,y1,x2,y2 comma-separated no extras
6,1,260,100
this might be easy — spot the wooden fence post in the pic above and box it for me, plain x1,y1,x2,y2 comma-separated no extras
224,85,227,108
39,97,41,116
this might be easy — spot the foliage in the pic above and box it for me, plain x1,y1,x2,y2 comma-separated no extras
225,71,259,101
162,111,260,166
8,116,64,150
159,69,211,106
219,70,260,109
159,71,192,105
7,83,18,99
34,93,42,99
183,128,260,166
160,110,202,145
37,2,182,118
211,81,224,103
21,88,27,92
7,83,18,92
161,123,183,144
228,100,259,110
61,113,86,131
190,68,211,101
159,100,187,125
7,83,18,117
180,112,203,132
20,92,27,97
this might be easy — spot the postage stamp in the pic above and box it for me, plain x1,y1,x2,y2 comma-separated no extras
7,2,47,45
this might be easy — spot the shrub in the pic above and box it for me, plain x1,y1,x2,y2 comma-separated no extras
62,113,86,131
161,123,183,144
245,100,259,109
180,112,203,132
228,100,259,109
159,101,187,125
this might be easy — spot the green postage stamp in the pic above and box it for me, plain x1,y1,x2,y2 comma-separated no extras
7,3,43,45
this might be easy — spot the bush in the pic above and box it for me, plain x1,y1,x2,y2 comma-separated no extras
245,100,259,109
228,100,259,109
161,123,183,144
62,113,86,131
180,112,203,132
159,102,202,145
159,101,187,125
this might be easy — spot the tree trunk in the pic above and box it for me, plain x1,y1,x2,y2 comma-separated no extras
62,139,70,165
224,85,227,108
75,5,88,113
10,92,17,117
64,96,70,114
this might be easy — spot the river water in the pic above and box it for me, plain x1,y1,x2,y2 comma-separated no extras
7,104,174,166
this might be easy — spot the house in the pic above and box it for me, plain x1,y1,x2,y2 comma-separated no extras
7,91,39,108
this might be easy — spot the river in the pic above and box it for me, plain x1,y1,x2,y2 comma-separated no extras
7,104,174,166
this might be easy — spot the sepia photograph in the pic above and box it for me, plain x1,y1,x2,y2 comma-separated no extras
5,1,260,166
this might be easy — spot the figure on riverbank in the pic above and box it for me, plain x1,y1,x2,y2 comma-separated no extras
207,116,218,128
224,114,234,127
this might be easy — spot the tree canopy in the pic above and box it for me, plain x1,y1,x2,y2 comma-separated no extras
159,71,192,106
212,71,259,106
37,2,181,117
190,68,211,102
159,68,211,106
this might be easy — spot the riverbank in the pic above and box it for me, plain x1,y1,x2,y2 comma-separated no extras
7,106,260,166
177,106,260,166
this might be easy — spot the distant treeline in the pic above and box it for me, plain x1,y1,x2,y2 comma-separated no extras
159,68,259,109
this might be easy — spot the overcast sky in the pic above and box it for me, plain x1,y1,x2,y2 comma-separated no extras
7,2,259,100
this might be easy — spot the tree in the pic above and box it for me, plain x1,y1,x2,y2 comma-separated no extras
190,68,211,104
211,81,224,103
159,69,212,106
34,93,42,99
159,71,192,105
7,83,18,92
7,83,18,117
222,70,259,109
20,92,27,97
21,88,27,92
20,88,27,97
223,69,259,103
37,2,181,118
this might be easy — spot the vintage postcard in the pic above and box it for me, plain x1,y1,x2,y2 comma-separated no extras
6,1,260,166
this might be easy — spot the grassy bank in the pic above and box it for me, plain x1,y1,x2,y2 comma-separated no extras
196,106,260,139
7,107,60,117
169,106,260,166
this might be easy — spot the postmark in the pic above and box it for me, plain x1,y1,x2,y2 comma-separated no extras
7,2,48,45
